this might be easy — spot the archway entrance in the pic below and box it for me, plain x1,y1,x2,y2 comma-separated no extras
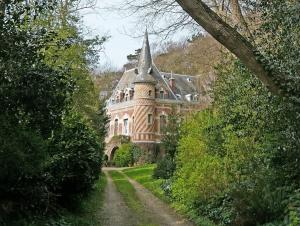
110,146,119,161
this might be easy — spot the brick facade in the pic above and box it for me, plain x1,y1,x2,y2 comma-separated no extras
105,31,208,160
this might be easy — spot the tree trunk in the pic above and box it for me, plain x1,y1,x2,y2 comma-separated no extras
175,0,281,95
230,0,253,40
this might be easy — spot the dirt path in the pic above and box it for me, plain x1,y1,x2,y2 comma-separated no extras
125,174,195,226
101,167,195,226
100,170,139,226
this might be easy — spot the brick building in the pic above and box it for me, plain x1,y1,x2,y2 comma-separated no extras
105,31,209,160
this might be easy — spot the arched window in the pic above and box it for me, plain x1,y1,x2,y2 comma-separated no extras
123,119,129,135
114,119,118,135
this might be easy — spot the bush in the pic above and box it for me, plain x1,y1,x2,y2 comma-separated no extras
113,143,133,167
153,155,176,179
131,144,143,164
48,111,102,197
0,115,49,215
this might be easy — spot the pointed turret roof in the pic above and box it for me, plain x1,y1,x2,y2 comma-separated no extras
134,30,157,84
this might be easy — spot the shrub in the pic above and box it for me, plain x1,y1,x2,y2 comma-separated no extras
131,144,143,164
0,115,49,215
153,155,176,179
48,111,102,197
113,143,133,167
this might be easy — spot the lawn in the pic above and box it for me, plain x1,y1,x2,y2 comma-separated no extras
122,164,168,202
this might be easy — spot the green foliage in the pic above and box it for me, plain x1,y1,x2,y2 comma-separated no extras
112,142,144,167
153,107,181,179
258,0,300,99
153,155,176,179
161,107,181,159
0,0,108,221
131,144,144,164
48,111,102,196
172,110,227,210
0,116,49,215
113,143,133,167
123,165,168,203
170,56,300,225
1,175,107,226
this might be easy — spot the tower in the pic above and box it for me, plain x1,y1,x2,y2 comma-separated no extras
132,30,157,146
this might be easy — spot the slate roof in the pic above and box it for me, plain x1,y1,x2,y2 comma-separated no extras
110,31,200,102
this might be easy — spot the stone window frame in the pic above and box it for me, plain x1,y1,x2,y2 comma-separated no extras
147,114,153,125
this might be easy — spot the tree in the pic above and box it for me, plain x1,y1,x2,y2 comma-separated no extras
174,0,282,95
119,0,299,97
0,0,109,219
153,107,181,179
161,108,181,159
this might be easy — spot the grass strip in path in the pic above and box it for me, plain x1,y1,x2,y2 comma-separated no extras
109,170,143,214
109,170,158,226
123,165,217,226
123,164,168,202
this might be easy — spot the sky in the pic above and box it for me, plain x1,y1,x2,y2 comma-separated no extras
80,0,151,70
80,0,187,70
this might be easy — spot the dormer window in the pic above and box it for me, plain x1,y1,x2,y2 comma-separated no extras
185,94,192,101
193,94,199,101
176,94,182,99
187,77,192,82
160,90,164,99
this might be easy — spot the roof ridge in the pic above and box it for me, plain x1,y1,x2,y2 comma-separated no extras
161,72,193,77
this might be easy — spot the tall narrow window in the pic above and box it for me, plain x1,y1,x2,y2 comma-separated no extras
148,90,152,96
123,119,129,135
132,117,134,133
114,119,118,135
148,114,153,124
160,90,164,99
160,115,167,133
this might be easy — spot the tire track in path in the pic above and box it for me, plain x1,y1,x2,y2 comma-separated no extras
100,170,139,226
124,173,195,226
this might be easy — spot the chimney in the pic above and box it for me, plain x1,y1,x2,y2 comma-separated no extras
169,71,176,91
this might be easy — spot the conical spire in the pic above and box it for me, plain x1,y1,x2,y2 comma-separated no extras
134,30,156,84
